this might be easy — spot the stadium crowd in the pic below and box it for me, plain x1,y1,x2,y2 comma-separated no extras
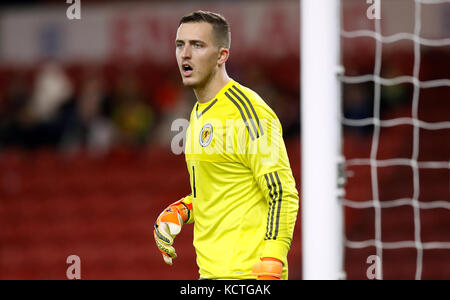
0,58,300,155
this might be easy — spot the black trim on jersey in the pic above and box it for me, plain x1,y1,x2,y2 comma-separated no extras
273,172,283,239
196,99,218,119
225,91,255,141
268,173,278,240
264,174,275,240
231,85,264,137
264,171,282,240
227,88,259,139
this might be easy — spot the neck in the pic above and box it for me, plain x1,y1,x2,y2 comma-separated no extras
194,68,230,104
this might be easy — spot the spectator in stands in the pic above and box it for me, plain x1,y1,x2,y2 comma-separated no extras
59,67,115,156
0,71,31,147
152,71,194,147
0,62,74,149
343,82,373,136
111,69,154,147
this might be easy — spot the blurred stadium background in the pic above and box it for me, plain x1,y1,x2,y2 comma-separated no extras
0,0,448,279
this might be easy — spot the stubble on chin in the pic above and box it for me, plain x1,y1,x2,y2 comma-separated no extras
182,74,206,89
182,78,197,88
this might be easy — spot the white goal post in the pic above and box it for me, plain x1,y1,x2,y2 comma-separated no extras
301,0,450,280
301,0,345,280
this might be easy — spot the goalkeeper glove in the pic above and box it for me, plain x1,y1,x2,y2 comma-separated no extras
252,257,283,280
153,198,191,265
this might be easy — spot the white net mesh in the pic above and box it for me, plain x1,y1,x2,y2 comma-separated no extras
340,0,450,279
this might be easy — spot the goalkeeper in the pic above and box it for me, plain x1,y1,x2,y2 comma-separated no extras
154,11,299,280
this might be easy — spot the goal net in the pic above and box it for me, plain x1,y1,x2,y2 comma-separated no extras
340,0,450,279
300,0,450,279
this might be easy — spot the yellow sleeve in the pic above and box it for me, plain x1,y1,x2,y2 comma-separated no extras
239,105,299,263
257,170,298,263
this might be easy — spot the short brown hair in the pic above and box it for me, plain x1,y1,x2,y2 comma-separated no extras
179,10,231,49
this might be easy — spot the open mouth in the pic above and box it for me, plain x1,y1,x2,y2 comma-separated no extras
182,63,193,76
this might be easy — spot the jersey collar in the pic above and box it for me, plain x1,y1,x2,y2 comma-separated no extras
195,79,236,119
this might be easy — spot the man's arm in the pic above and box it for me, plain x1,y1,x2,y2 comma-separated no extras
254,168,299,278
240,104,299,279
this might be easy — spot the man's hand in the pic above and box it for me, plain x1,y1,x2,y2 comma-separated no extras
252,257,283,280
154,198,191,265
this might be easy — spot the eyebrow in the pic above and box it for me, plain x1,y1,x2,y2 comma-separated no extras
175,39,207,45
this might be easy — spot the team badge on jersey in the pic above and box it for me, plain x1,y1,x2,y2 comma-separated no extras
199,123,213,147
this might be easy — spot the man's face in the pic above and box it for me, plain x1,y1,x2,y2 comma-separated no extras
175,22,220,88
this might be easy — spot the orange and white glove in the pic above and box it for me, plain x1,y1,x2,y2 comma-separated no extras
252,257,283,280
153,198,191,265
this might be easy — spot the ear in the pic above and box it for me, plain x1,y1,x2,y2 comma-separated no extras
217,48,229,66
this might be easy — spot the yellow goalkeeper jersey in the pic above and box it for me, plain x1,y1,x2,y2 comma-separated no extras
182,78,299,280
